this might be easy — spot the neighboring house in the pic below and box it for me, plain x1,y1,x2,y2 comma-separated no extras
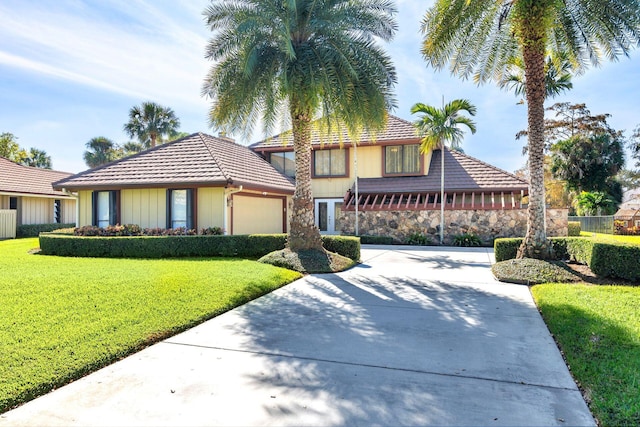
251,114,566,243
614,207,640,230
53,133,294,235
0,157,76,238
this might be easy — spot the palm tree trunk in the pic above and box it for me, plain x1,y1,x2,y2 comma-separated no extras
288,105,323,252
517,37,550,259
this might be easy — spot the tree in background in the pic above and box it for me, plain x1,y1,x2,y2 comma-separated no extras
550,133,625,195
411,99,476,244
420,0,640,259
123,102,180,149
22,148,52,169
575,191,616,216
500,53,573,103
202,0,397,253
83,137,121,168
1,132,52,169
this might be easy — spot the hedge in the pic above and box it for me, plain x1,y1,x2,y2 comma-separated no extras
494,237,640,282
39,233,361,261
359,235,395,245
17,223,75,238
567,221,581,236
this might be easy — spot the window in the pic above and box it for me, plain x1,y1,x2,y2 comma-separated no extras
314,149,346,177
92,191,118,227
167,189,194,229
9,197,17,210
53,199,61,223
270,152,295,177
636,220,640,228
385,144,420,175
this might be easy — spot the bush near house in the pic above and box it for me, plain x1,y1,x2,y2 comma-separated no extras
567,221,581,236
16,223,75,238
494,236,640,282
359,235,395,245
39,233,361,261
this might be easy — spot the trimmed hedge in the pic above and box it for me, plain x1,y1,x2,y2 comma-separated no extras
590,242,640,281
39,233,360,261
359,235,395,245
17,223,75,238
321,236,360,261
494,237,640,282
568,221,581,236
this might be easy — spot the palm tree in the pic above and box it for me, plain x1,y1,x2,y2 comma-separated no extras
123,102,180,148
420,0,640,259
22,148,52,169
202,0,397,252
83,137,120,168
500,53,573,101
411,99,477,245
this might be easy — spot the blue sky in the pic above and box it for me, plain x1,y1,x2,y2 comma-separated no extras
1,0,639,174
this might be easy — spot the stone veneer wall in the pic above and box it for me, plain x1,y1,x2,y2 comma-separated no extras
340,209,568,245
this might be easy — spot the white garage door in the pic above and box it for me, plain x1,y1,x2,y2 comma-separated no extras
233,195,285,234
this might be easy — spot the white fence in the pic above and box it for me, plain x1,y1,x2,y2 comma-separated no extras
0,210,17,239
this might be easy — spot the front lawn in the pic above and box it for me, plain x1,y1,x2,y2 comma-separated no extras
0,238,301,413
532,283,640,426
581,231,640,244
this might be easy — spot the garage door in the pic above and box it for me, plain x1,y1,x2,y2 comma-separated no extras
233,195,285,234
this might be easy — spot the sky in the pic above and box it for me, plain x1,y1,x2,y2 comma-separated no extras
1,0,639,174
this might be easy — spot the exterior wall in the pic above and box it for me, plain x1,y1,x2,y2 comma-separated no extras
311,144,429,199
78,190,93,226
120,188,166,228
20,197,52,225
341,208,568,245
61,199,76,224
0,209,17,238
198,187,225,230
0,196,8,209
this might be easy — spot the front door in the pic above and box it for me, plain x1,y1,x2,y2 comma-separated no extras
315,198,343,235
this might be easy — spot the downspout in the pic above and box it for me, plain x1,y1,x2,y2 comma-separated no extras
223,185,243,235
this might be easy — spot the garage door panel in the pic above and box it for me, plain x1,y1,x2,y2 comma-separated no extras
233,196,284,234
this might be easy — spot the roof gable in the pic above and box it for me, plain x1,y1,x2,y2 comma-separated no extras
0,157,73,198
250,114,420,151
54,133,295,193
356,148,529,194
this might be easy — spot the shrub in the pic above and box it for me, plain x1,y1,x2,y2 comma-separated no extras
567,221,581,236
322,235,360,261
589,242,640,282
39,233,360,261
201,226,224,235
405,232,431,246
494,238,522,262
16,223,75,238
359,235,394,245
453,233,482,247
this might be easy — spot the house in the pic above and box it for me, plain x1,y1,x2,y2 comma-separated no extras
614,206,640,234
0,157,76,238
53,133,294,235
251,114,567,243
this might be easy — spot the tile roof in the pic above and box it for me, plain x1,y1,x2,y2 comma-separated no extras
54,133,295,193
614,208,640,220
356,148,529,194
0,157,74,198
250,114,420,151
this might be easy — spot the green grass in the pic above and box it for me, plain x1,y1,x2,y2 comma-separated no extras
580,231,640,244
0,238,301,413
532,284,640,426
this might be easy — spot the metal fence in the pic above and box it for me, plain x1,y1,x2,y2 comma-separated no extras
0,210,17,239
568,215,614,234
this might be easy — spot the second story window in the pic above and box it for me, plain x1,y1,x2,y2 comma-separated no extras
314,148,346,177
270,152,295,177
385,144,420,175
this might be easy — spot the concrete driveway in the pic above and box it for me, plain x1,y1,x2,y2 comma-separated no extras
1,246,595,426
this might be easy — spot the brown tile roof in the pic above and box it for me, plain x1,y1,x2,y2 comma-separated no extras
0,157,74,198
54,133,295,193
614,208,640,220
356,148,529,194
250,114,420,151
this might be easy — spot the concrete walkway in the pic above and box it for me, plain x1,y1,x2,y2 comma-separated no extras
1,246,595,426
